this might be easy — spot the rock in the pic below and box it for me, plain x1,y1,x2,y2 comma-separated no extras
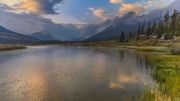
171,48,180,55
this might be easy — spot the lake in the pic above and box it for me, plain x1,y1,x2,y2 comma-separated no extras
0,46,155,101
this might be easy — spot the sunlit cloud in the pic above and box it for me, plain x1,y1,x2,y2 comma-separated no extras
110,0,124,4
118,3,145,16
0,0,21,6
109,0,176,17
15,0,41,13
0,0,40,13
89,8,115,21
0,0,63,14
89,8,107,20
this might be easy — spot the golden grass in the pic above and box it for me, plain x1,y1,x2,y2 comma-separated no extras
0,44,26,51
144,54,180,101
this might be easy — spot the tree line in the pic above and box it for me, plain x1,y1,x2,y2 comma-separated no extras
119,9,180,42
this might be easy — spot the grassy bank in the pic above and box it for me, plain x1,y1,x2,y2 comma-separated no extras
140,54,180,101
0,44,26,51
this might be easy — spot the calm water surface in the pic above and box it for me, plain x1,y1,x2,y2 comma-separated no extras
0,46,155,101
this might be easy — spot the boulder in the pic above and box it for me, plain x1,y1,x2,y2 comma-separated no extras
171,48,180,55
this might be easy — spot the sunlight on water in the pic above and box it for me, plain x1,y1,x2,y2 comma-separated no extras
0,46,155,101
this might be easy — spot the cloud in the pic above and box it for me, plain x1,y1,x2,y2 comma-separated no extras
0,0,21,6
42,14,86,24
16,0,41,13
89,8,115,21
110,0,175,17
109,0,145,16
118,3,145,16
0,0,63,14
0,5,87,40
144,0,176,10
0,9,45,34
89,8,107,20
110,0,124,4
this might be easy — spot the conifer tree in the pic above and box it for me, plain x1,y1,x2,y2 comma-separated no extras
177,12,180,35
157,19,164,39
136,23,142,39
119,32,125,42
137,23,141,34
152,21,157,35
146,22,152,36
164,10,170,31
141,22,146,35
171,9,178,35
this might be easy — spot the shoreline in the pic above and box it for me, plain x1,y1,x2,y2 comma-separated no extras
0,44,26,51
0,39,179,100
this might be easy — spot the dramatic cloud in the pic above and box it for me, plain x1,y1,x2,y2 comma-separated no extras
109,0,175,17
89,8,115,21
0,8,45,34
89,8,107,20
0,0,63,14
119,3,145,16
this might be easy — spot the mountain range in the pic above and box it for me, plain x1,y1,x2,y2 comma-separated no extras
86,0,180,41
0,26,40,44
0,0,179,44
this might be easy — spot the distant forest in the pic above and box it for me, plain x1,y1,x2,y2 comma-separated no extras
120,10,180,42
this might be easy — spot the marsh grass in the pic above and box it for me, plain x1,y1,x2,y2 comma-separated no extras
142,54,180,101
119,46,170,53
140,89,173,101
0,44,26,51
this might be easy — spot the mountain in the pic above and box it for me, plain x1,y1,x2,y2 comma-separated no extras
0,26,40,44
30,24,87,41
86,0,180,41
31,31,56,41
29,20,114,41
86,24,116,41
86,12,138,41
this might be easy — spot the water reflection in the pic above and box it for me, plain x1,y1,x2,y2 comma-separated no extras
0,46,155,101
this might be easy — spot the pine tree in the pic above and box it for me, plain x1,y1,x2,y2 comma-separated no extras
137,23,141,34
164,10,173,40
136,23,142,39
152,21,157,35
119,32,125,42
177,12,180,36
171,9,178,35
164,10,170,31
141,22,146,35
157,19,164,39
146,22,152,36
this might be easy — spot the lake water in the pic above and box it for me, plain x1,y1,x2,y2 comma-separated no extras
0,46,155,101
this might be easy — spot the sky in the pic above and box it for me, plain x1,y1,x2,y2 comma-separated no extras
0,0,177,35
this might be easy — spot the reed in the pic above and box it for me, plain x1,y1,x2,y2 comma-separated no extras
0,44,26,51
